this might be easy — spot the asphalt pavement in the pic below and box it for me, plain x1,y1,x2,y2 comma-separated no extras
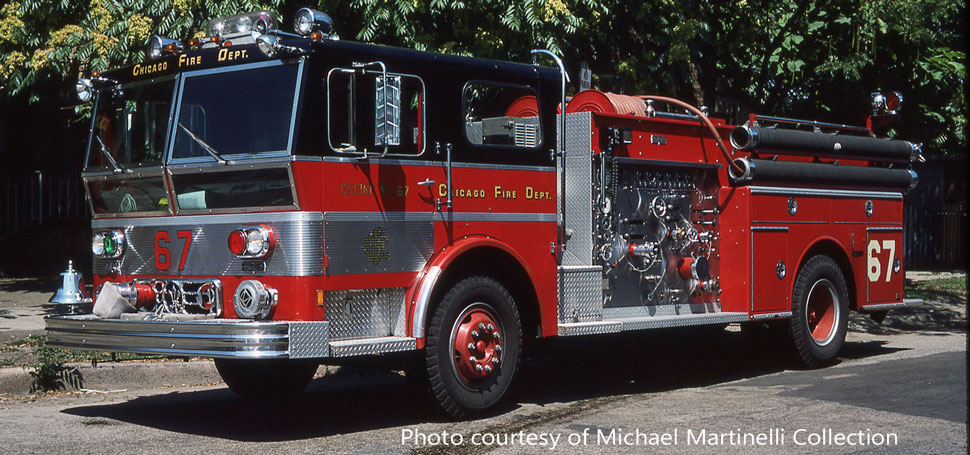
0,274,965,454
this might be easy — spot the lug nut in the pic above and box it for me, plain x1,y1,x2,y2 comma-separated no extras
471,330,479,338
491,357,499,364
475,364,483,372
493,332,500,339
487,323,494,330
495,345,501,352
469,356,477,362
467,343,475,350
484,365,492,372
478,323,486,330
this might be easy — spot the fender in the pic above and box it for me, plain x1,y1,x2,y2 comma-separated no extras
407,235,540,344
791,235,852,307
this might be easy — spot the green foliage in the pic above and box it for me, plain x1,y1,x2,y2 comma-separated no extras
0,0,284,102
24,337,83,393
0,0,964,156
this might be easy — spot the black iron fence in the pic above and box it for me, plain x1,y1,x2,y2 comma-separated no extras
1,171,87,242
904,158,967,270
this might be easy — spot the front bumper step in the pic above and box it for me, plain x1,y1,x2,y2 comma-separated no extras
45,315,415,359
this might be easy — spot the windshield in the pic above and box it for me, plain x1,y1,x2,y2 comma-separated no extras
86,79,175,169
172,63,299,161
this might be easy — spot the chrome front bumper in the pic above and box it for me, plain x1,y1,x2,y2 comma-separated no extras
45,315,416,359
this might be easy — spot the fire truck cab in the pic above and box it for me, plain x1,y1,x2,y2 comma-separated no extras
47,8,922,417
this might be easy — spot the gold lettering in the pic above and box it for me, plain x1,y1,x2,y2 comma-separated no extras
218,48,227,61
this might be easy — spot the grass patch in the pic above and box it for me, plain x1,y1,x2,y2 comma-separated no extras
905,276,967,303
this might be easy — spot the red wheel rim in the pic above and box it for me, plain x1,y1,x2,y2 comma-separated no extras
806,279,840,345
450,304,503,386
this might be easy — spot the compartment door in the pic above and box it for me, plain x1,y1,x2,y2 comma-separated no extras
866,227,904,304
752,227,790,313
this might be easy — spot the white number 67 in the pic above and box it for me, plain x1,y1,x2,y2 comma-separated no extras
867,239,896,282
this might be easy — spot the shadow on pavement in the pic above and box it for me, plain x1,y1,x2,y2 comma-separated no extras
60,326,906,442
0,277,59,293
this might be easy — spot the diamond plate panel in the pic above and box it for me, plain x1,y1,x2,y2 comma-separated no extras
324,212,433,275
558,321,621,336
330,337,416,357
92,212,323,276
560,112,594,266
326,288,406,340
288,321,331,359
559,266,602,323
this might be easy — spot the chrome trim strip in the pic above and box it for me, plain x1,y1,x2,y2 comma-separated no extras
92,211,322,228
321,156,555,172
324,211,433,222
324,211,555,223
860,299,923,312
46,315,291,359
434,212,557,223
557,312,750,336
751,311,792,320
866,227,903,232
410,266,441,339
559,265,602,272
751,220,828,224
833,221,902,225
749,186,903,200
46,315,418,359
167,158,300,172
751,226,789,232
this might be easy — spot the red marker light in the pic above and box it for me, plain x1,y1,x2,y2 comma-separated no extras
228,230,247,255
886,92,901,111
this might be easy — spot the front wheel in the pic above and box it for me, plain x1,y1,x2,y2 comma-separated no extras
214,358,318,399
426,276,521,418
789,255,849,367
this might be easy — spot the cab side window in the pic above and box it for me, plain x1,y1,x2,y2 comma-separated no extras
327,68,425,156
463,81,542,149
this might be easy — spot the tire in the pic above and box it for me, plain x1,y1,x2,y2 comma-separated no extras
425,276,522,418
789,255,849,367
214,358,318,399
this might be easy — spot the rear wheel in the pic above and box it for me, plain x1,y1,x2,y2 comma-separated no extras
789,255,849,367
214,358,318,398
426,276,521,418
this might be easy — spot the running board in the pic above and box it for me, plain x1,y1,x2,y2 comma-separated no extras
859,298,923,312
558,312,750,336
329,336,416,357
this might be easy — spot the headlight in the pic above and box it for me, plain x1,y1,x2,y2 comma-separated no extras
147,35,182,60
228,225,275,259
255,34,280,58
293,8,334,36
76,79,93,103
92,230,125,259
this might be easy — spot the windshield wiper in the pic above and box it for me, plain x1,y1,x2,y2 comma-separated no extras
178,122,227,165
94,135,125,173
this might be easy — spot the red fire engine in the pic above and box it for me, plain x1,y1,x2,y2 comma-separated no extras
46,8,922,417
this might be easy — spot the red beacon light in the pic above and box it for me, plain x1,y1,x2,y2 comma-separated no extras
227,225,275,259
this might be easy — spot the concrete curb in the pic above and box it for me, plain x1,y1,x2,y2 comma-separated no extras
0,359,221,395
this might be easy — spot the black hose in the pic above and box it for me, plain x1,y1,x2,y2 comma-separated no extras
730,126,918,163
730,158,917,191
